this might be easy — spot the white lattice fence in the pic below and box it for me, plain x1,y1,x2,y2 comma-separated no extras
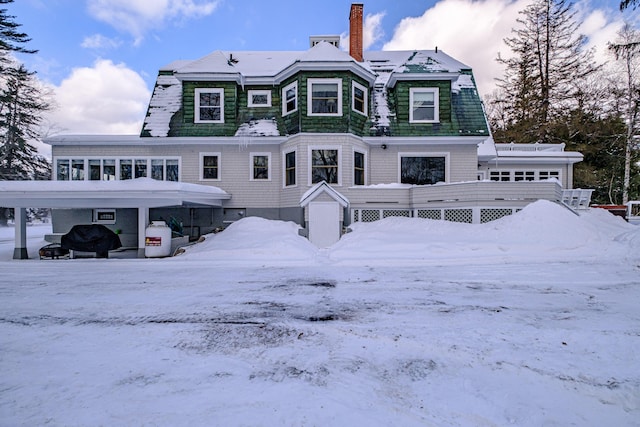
416,209,442,220
444,209,473,223
383,210,411,218
480,208,513,223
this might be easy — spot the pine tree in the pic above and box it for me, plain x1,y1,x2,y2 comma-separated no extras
0,0,51,224
492,0,600,143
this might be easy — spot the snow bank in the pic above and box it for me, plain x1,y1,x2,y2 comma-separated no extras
179,217,318,264
329,201,636,265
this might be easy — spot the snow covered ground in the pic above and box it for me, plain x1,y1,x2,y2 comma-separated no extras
0,201,639,426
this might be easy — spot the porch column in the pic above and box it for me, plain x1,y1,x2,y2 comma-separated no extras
137,207,149,258
13,207,28,259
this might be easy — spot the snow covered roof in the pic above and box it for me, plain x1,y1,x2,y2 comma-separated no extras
0,178,231,208
300,181,349,208
141,43,486,138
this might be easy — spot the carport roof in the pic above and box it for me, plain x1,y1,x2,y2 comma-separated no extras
0,178,231,208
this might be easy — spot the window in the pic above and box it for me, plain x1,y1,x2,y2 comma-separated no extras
308,78,342,116
539,171,560,180
248,90,271,107
56,159,69,181
195,88,224,123
251,153,271,180
70,159,84,181
89,159,101,180
135,159,147,178
284,151,296,186
490,171,511,182
103,160,116,181
354,151,365,185
200,153,220,180
514,171,535,181
120,159,132,180
310,148,340,184
282,82,297,116
151,159,164,180
352,81,367,116
400,155,446,185
410,88,439,123
54,157,179,181
489,170,560,182
166,159,179,182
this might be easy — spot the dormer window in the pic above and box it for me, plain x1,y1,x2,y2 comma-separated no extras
409,87,439,123
195,88,224,123
248,90,272,107
308,78,342,116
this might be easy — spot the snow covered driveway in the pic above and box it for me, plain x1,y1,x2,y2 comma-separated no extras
1,202,639,426
1,260,639,426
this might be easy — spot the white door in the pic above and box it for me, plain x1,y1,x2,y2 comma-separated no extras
308,201,341,248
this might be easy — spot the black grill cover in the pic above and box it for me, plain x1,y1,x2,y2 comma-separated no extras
61,224,122,255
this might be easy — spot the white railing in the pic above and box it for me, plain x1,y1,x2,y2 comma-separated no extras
561,189,593,210
495,142,566,152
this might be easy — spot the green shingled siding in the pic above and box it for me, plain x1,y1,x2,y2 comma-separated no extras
384,78,488,137
297,72,370,136
178,82,239,136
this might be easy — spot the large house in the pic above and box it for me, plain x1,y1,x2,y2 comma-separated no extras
1,3,585,257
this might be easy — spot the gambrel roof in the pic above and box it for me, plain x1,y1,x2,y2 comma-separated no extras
141,42,488,139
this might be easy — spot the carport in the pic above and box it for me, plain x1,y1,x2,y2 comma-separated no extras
0,178,230,259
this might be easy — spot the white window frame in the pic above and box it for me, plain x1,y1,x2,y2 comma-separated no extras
199,152,222,181
248,90,272,107
488,169,562,182
195,88,224,123
283,149,297,188
53,157,180,181
352,81,368,116
250,152,272,181
353,149,367,186
282,82,298,116
308,145,342,186
409,87,439,123
307,78,342,117
398,152,450,185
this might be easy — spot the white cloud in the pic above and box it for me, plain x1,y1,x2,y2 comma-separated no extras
382,0,629,97
81,34,122,50
86,0,219,45
46,59,151,135
341,12,387,52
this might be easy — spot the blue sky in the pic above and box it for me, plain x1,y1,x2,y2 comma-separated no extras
6,0,637,139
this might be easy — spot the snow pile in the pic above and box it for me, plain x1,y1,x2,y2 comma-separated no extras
330,200,636,265
180,216,318,264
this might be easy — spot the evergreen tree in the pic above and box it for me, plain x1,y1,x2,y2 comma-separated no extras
492,0,599,143
0,0,51,224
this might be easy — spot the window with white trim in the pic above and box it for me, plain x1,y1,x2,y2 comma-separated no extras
248,90,272,107
195,88,224,123
284,150,296,186
489,169,561,182
250,153,271,180
200,153,221,181
352,81,367,116
54,158,179,181
399,154,446,185
282,82,298,116
354,150,365,185
310,147,340,184
308,78,342,116
410,87,439,123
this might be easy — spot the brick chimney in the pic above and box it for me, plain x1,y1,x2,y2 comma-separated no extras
349,3,364,62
